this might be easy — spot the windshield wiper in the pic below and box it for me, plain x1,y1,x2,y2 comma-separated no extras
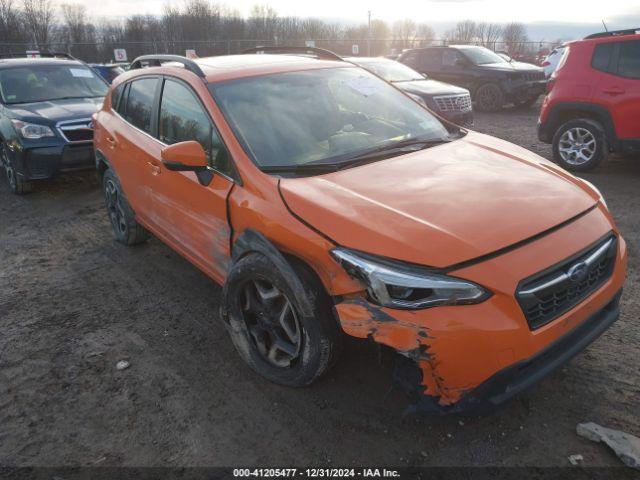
262,137,454,176
335,138,452,167
260,163,342,174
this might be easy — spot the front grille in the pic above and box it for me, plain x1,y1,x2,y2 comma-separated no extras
58,119,93,143
523,71,545,82
433,93,472,113
516,235,617,330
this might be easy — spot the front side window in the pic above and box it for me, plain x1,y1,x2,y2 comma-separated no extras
159,79,231,176
211,67,450,170
123,77,157,135
0,64,108,104
442,50,462,67
617,40,640,79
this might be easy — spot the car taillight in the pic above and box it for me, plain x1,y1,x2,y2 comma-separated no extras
546,78,555,93
541,61,550,67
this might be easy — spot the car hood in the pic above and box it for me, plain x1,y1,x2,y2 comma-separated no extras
279,132,597,268
478,62,543,73
6,97,104,124
394,79,469,96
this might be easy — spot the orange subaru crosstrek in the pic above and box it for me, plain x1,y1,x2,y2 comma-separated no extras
93,48,627,414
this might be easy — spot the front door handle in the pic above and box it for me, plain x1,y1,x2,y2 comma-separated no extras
147,161,161,175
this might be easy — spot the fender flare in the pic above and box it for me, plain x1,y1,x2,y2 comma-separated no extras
545,102,617,147
224,229,315,318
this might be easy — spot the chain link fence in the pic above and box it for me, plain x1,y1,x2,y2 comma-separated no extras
0,38,562,64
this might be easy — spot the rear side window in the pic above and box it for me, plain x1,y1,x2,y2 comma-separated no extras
159,79,233,177
617,40,640,79
592,43,615,72
123,77,158,134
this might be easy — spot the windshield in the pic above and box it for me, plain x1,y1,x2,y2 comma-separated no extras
0,64,108,104
211,67,449,170
460,47,507,65
351,59,425,82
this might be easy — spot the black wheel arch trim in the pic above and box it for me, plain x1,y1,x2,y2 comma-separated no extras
541,102,617,148
226,229,315,319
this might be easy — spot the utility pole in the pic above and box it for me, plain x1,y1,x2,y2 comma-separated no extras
367,10,372,56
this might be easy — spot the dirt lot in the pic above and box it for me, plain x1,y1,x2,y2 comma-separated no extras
1,103,638,469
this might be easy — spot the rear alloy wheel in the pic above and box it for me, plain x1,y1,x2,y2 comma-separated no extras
553,119,607,172
1,144,32,195
102,169,150,245
475,83,504,112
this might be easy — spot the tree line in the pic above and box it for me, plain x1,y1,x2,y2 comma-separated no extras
0,0,540,62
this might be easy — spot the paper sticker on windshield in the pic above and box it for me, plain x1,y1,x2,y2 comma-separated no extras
69,68,94,78
344,76,380,97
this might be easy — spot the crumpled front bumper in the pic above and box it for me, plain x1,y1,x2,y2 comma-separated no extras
333,206,627,414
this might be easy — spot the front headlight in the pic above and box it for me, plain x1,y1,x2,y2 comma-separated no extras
331,248,490,310
11,120,55,139
407,93,427,107
579,178,607,209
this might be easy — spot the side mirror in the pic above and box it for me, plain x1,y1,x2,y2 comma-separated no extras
161,140,208,172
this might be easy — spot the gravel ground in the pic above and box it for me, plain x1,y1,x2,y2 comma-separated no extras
1,101,638,469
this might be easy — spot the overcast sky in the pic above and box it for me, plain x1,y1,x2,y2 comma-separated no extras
86,0,639,37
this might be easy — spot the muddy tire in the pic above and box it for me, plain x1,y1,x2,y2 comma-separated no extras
552,119,607,172
223,253,343,387
102,169,150,245
1,144,33,195
474,83,504,112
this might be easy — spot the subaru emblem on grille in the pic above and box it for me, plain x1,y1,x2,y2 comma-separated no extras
567,262,588,283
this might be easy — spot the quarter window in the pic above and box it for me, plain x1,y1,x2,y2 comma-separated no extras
617,40,640,79
159,79,232,177
111,83,124,110
123,77,158,135
592,43,615,73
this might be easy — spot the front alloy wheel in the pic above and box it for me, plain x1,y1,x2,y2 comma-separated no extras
240,278,302,368
1,144,32,194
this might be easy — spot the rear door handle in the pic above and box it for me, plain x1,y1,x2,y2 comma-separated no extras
603,87,625,95
147,161,161,175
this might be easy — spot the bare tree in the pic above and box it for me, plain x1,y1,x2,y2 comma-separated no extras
392,19,417,50
502,22,528,55
445,20,477,44
0,0,27,42
22,0,54,46
476,22,502,49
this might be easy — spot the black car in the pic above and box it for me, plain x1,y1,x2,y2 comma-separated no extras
345,57,473,127
398,45,546,112
0,56,108,194
90,63,125,84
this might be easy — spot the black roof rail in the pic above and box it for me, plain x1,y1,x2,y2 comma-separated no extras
585,28,640,39
242,46,343,61
129,54,206,77
0,51,77,60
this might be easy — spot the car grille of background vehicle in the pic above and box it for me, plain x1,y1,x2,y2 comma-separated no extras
433,94,473,113
58,119,94,143
516,235,617,330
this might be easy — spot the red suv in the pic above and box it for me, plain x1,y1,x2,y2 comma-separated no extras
538,28,640,171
